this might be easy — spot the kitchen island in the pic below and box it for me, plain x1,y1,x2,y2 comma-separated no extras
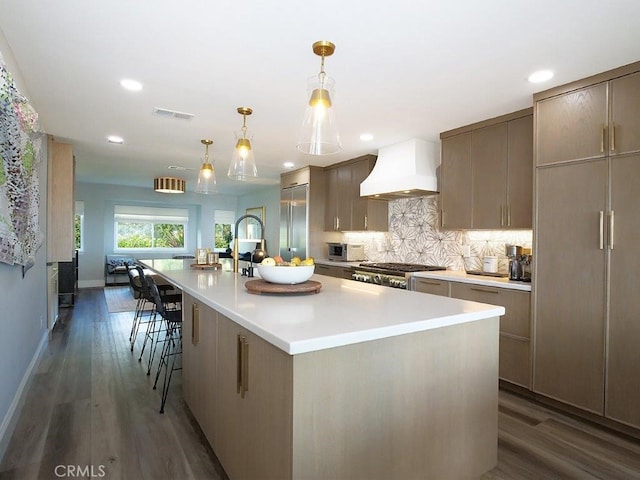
140,258,505,480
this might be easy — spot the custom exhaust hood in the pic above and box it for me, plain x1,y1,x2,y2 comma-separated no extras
360,138,440,200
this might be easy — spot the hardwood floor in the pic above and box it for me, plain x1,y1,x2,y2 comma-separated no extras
1,287,639,479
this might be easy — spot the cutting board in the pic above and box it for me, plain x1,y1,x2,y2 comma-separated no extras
190,263,223,270
245,279,322,295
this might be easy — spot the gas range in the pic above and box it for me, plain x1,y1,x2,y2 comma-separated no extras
352,263,447,289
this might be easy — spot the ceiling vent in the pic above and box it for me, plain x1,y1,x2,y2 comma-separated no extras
152,107,195,120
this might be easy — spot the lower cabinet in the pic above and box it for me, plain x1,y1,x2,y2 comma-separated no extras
314,263,354,279
182,293,217,441
182,293,498,479
414,278,532,388
47,263,59,330
215,314,293,480
182,292,293,480
450,283,532,389
413,277,450,296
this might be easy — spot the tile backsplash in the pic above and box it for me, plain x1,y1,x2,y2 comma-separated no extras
343,196,532,273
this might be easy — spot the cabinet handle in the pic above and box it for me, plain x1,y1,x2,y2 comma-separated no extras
418,279,442,286
599,211,604,250
609,210,615,250
364,215,368,230
600,125,605,153
236,334,242,394
470,286,499,294
507,204,511,227
611,124,616,152
500,205,504,227
192,303,199,345
241,338,249,399
441,209,445,228
336,217,340,230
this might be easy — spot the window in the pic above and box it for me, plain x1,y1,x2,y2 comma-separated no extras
75,201,84,252
114,205,188,251
214,210,235,251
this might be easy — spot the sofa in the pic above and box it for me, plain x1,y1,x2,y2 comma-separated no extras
105,254,136,286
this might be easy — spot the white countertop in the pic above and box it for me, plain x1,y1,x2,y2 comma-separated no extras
413,270,532,292
139,259,505,355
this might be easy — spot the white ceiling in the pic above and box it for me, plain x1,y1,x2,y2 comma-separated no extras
1,0,639,195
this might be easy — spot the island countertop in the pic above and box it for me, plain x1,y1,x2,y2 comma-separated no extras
139,258,505,355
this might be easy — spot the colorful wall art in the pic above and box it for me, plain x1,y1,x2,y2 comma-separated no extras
0,52,43,268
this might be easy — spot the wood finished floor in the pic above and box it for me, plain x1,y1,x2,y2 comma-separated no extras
0,287,639,479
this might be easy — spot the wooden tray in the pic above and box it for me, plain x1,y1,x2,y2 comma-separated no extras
245,279,322,295
190,263,223,270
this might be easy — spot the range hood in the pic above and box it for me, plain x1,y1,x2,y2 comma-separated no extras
360,138,440,200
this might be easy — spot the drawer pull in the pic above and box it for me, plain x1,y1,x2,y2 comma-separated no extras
470,286,499,294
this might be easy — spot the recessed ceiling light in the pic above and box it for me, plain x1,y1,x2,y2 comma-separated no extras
107,135,124,144
120,78,143,91
528,70,554,83
283,162,295,169
360,133,374,141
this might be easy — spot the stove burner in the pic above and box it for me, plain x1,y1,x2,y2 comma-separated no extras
358,262,447,273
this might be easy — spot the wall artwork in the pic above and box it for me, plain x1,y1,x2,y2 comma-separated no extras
0,52,43,269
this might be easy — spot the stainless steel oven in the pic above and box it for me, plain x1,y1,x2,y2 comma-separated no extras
351,263,447,290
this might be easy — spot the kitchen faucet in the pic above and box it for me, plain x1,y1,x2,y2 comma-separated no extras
233,214,265,273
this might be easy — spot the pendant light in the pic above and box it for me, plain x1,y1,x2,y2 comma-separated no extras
195,139,216,194
296,40,342,155
228,107,258,181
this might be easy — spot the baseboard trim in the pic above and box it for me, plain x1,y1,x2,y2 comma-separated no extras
0,329,49,463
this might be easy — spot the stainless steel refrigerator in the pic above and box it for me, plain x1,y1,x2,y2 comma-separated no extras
279,184,308,261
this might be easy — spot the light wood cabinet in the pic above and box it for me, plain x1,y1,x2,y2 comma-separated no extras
440,132,472,229
533,61,640,425
215,313,293,480
314,263,354,279
450,283,532,388
181,293,216,441
280,167,310,189
534,160,607,413
47,263,58,331
440,109,533,229
325,155,388,231
536,69,640,166
413,277,450,296
605,153,640,428
413,277,532,388
181,295,499,479
471,123,508,229
609,72,640,156
536,83,608,166
47,137,75,262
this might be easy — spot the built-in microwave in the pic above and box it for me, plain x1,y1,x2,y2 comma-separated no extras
327,243,365,262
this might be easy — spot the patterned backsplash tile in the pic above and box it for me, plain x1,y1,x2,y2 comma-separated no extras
343,196,532,273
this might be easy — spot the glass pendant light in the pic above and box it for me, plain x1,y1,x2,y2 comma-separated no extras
228,107,258,180
296,40,342,155
195,139,216,194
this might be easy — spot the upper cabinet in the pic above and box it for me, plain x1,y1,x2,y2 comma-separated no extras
440,108,533,230
325,155,388,232
47,137,75,262
536,69,640,166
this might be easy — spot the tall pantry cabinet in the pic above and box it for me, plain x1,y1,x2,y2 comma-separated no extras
533,62,640,427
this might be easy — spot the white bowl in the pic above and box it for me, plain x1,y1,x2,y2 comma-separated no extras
257,264,315,284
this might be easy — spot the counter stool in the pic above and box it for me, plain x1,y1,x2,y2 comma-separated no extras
135,266,181,375
147,276,182,414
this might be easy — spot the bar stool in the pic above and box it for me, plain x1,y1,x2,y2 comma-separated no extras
127,266,151,352
135,266,181,375
147,276,182,413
